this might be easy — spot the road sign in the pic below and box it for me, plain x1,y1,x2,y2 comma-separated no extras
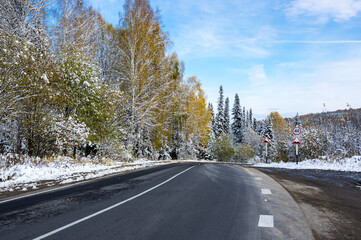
262,137,271,163
263,137,271,144
292,136,302,145
293,127,301,135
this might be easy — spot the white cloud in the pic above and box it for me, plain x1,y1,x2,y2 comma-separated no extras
162,0,274,59
311,59,361,103
247,64,268,87
245,58,361,116
286,0,361,23
277,62,296,67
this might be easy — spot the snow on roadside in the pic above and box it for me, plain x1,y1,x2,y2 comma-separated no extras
0,155,173,193
254,156,361,172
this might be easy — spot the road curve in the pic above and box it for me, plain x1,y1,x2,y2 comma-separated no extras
0,163,313,240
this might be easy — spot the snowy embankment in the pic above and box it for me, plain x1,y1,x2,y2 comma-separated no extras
254,156,361,172
0,154,176,193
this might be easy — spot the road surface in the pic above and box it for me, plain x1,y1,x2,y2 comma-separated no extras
0,163,313,240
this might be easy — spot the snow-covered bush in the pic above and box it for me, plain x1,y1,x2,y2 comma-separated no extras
0,118,17,153
96,129,134,162
53,116,89,155
233,144,255,162
211,134,234,162
274,140,291,162
302,127,327,159
157,146,172,160
243,128,263,156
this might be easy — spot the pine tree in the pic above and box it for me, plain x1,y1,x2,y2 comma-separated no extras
249,108,253,128
208,103,214,119
231,93,243,144
208,102,216,134
257,120,264,135
242,107,246,128
294,113,301,127
263,116,275,141
215,85,224,137
223,97,230,135
253,118,257,131
246,110,249,128
207,130,216,160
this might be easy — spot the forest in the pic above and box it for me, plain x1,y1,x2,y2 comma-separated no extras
209,86,361,163
1,0,360,165
0,0,211,162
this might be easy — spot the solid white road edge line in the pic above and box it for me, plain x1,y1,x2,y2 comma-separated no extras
33,165,195,240
261,189,272,195
258,215,274,228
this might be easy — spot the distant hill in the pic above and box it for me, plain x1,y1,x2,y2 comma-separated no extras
285,108,361,127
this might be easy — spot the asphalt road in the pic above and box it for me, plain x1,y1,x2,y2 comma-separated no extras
0,163,313,240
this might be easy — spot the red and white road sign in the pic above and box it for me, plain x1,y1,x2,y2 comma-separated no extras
292,136,302,145
263,137,271,144
293,127,301,135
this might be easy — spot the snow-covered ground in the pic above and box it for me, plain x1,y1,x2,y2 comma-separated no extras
0,154,189,193
254,156,361,172
3,153,360,194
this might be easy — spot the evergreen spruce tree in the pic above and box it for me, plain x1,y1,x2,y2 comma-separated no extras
207,102,216,160
242,107,246,125
207,130,216,160
208,103,214,119
294,113,301,127
263,116,275,141
257,120,264,135
246,110,249,128
208,103,216,134
242,107,246,135
215,85,224,137
253,117,257,131
231,93,243,144
249,108,253,128
223,97,230,134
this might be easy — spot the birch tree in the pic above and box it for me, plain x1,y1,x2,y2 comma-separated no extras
115,0,174,154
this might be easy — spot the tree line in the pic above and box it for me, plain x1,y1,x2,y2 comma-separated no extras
0,0,211,162
207,86,270,162
208,86,361,162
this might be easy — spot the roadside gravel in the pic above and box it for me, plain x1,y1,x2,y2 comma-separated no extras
257,168,361,240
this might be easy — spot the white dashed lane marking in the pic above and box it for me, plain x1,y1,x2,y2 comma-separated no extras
255,177,262,180
261,188,272,195
258,215,274,228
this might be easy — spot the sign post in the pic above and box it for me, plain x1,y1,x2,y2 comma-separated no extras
292,126,302,164
291,136,302,164
263,137,271,163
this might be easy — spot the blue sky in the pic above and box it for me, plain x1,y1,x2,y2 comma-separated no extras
88,0,361,119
